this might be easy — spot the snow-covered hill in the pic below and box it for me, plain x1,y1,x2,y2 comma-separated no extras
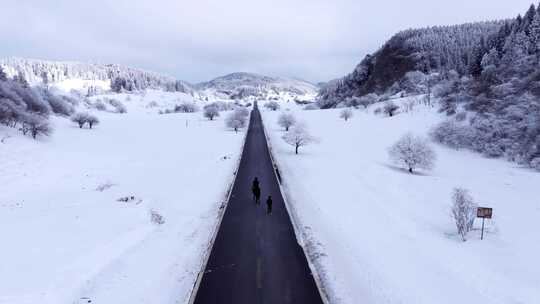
196,72,318,102
0,59,317,103
0,57,195,94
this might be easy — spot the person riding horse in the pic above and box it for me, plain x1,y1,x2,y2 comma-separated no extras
252,177,261,204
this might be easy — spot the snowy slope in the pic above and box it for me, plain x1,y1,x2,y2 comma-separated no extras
262,100,540,304
196,72,318,102
0,92,245,304
0,57,194,94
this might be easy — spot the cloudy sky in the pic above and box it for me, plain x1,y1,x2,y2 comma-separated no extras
0,0,534,83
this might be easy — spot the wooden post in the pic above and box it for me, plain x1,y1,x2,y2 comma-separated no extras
480,217,485,240
477,207,492,241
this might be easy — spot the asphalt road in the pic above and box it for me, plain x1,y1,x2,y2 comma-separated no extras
192,105,324,304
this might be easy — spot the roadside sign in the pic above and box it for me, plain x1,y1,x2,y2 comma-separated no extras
477,207,493,240
477,207,493,219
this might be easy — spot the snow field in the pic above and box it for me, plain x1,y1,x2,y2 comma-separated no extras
0,91,245,304
262,100,540,304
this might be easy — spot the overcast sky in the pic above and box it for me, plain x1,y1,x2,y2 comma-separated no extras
0,0,534,83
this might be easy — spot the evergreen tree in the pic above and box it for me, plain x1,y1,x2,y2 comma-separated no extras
529,12,540,54
0,67,7,81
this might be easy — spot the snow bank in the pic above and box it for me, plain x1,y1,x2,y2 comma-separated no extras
0,92,244,304
262,101,540,304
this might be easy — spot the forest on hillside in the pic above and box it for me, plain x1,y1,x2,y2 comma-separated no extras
0,58,193,94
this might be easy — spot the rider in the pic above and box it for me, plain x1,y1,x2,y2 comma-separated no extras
251,177,261,204
266,195,273,214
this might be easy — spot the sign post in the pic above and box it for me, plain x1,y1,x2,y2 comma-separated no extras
476,207,493,240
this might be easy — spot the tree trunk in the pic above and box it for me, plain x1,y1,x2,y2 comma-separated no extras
409,167,413,173
295,145,299,154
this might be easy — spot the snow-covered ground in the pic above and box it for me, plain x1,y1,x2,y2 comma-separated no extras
0,91,245,304
262,100,540,304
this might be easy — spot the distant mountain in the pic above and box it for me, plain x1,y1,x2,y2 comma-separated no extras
0,57,194,94
0,59,317,100
196,72,318,100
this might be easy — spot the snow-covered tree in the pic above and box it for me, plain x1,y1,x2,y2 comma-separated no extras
451,188,477,242
225,111,247,133
340,108,353,121
282,123,315,154
278,113,296,131
87,114,99,129
234,107,250,118
22,114,52,139
388,133,436,173
174,102,198,113
357,94,378,108
264,101,280,111
0,67,7,81
383,101,399,117
203,105,220,120
71,112,89,128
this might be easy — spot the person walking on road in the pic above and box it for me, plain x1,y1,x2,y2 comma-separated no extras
252,177,261,204
266,195,273,214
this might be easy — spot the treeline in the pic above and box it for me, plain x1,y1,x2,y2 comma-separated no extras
0,67,78,139
0,57,194,94
432,3,540,169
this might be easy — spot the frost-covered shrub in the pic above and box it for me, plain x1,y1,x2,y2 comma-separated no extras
282,123,316,154
41,90,75,116
455,111,467,122
109,99,127,113
146,101,159,108
278,113,296,131
530,158,540,171
350,93,378,109
383,101,399,117
10,84,51,115
373,107,383,115
203,105,220,120
150,210,165,225
264,101,280,111
389,133,436,173
303,104,319,110
430,120,471,150
205,101,235,111
95,182,115,192
399,71,428,94
340,108,353,121
174,102,199,113
94,100,107,111
451,188,477,242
